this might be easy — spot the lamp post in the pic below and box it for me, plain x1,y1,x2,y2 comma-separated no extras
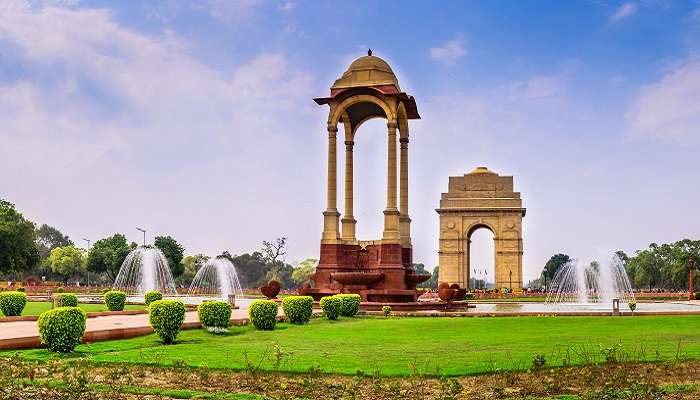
136,227,146,246
509,270,512,290
82,238,90,287
689,257,696,301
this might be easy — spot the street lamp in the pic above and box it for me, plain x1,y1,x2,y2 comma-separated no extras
689,257,696,301
136,227,146,246
543,266,548,292
82,238,90,287
509,270,512,290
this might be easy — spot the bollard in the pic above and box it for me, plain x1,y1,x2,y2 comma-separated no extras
612,298,620,316
228,294,236,308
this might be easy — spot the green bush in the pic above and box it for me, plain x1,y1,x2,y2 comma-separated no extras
103,290,126,311
56,287,65,293
197,301,232,329
337,294,361,317
101,288,111,294
148,300,186,344
248,300,278,330
695,292,700,300
0,291,27,316
464,293,475,300
382,305,392,317
282,296,314,324
144,290,163,306
319,296,342,320
54,293,78,307
16,287,25,292
37,307,87,353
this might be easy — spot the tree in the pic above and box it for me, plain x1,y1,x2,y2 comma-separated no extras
154,236,185,277
291,258,317,286
36,224,73,260
178,254,209,286
542,254,571,281
47,245,86,283
0,199,40,275
220,251,269,289
421,266,439,289
262,237,287,267
87,234,131,281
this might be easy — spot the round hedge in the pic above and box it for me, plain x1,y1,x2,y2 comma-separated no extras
197,301,232,329
37,307,87,353
55,287,65,293
103,290,126,311
281,296,313,325
320,296,342,320
144,290,163,306
336,294,361,317
248,300,278,330
0,291,27,316
148,300,185,344
382,305,392,317
54,293,78,307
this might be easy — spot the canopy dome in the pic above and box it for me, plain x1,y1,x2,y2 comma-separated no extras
331,51,400,90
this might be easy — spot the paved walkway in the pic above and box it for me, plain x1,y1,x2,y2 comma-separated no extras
0,308,255,350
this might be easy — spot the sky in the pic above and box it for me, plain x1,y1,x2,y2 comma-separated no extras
1,0,699,283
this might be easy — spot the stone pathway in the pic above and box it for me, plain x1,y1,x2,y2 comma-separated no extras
0,308,256,350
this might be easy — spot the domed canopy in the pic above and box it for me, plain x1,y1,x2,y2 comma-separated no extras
331,52,400,91
468,166,497,175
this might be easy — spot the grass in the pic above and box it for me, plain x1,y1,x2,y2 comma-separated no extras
15,301,144,316
8,315,700,376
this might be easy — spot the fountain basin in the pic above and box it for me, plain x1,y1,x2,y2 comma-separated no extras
331,272,383,285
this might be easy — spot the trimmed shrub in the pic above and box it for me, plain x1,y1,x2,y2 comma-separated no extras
248,300,278,330
101,288,111,294
320,296,342,320
144,290,163,306
56,287,65,293
198,301,232,329
282,296,313,324
0,291,27,316
148,300,186,344
337,294,361,317
695,292,700,300
382,305,392,317
103,290,126,311
37,307,87,353
54,293,78,307
16,287,25,292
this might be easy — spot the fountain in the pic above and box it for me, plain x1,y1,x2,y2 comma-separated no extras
113,246,177,295
188,257,243,299
546,254,635,307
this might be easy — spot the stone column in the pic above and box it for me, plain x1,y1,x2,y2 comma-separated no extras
382,121,400,242
322,124,340,243
341,139,356,241
399,137,411,246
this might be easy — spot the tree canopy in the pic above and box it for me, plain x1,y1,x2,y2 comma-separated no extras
291,258,317,285
626,240,700,290
36,224,73,260
87,234,131,281
154,235,185,277
0,199,40,275
48,245,86,282
542,254,571,281
178,254,209,286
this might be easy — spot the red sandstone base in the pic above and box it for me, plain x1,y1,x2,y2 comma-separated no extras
302,242,430,302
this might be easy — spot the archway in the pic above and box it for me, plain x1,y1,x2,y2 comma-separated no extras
467,226,495,289
437,167,525,289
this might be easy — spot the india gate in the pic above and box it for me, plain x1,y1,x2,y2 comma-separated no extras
304,51,525,300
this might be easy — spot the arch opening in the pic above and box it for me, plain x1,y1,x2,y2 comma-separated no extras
467,226,495,289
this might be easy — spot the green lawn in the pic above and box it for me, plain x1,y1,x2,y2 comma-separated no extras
9,315,700,376
16,301,144,316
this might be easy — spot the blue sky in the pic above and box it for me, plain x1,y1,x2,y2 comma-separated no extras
1,0,699,282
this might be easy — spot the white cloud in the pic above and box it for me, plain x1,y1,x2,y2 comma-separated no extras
626,58,700,138
610,2,638,23
508,75,567,101
0,2,321,259
429,36,466,65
